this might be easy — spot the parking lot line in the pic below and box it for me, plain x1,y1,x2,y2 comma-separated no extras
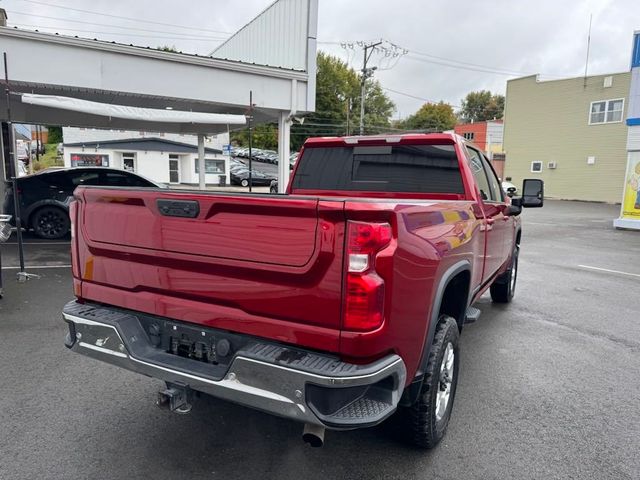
1,264,71,270
578,264,640,279
3,242,71,245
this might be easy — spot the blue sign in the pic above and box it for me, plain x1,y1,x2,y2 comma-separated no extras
633,33,640,68
222,144,232,155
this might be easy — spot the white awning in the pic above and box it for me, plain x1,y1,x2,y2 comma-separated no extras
20,93,246,126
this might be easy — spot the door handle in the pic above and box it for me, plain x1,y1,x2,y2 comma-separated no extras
157,199,200,218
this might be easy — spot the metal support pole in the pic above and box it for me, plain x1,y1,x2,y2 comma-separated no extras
277,112,291,194
4,52,31,281
247,91,253,192
197,134,205,190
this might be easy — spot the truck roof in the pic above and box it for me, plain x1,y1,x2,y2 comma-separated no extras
303,132,460,147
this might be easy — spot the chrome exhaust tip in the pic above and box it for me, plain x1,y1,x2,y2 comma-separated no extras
302,423,325,447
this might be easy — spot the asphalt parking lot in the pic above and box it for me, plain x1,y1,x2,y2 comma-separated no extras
0,200,638,480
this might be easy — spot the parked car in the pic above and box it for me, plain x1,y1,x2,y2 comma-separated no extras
30,142,45,156
502,180,518,196
230,167,274,187
16,140,29,162
2,167,163,239
62,133,543,449
234,147,249,158
17,161,28,177
267,163,296,193
252,152,271,163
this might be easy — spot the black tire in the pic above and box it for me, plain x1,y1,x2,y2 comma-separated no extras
240,179,249,187
490,244,519,303
31,206,70,239
392,315,460,449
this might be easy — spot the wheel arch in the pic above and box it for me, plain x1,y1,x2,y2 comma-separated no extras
25,199,70,227
400,260,471,406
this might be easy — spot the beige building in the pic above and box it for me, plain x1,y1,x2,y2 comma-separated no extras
503,72,631,203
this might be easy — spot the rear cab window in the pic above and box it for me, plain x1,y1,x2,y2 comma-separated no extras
291,143,465,195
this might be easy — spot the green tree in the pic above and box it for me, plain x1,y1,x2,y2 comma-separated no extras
231,52,395,151
459,90,505,123
397,102,457,132
46,125,62,144
231,123,278,150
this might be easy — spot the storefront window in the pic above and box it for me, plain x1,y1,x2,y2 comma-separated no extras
195,159,225,174
70,154,109,167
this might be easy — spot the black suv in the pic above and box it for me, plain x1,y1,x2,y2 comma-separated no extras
3,167,162,239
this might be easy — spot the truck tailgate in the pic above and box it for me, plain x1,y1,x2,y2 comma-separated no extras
73,188,346,351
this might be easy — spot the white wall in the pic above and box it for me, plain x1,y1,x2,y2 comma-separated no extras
213,0,312,71
63,146,229,185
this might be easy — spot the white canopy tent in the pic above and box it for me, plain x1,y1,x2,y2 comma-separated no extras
20,94,247,126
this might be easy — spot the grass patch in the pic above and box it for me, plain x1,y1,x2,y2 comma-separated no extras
32,144,63,172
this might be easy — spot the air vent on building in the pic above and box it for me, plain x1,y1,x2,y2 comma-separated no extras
603,76,613,88
548,161,557,169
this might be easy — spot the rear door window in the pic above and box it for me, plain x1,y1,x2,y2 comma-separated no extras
101,171,152,187
292,144,464,194
480,154,504,202
70,171,101,186
466,147,492,201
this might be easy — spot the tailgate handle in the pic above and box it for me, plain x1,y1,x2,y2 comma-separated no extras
157,199,200,218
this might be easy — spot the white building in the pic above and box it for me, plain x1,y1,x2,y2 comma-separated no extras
1,0,318,193
62,128,230,186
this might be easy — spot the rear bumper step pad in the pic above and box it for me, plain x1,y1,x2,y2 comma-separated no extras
62,300,406,429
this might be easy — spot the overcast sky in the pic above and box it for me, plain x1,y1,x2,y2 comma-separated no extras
1,0,638,118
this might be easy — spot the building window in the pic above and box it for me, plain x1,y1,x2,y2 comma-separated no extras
70,153,109,167
530,161,543,173
122,153,135,172
462,132,475,140
195,159,226,174
589,99,624,124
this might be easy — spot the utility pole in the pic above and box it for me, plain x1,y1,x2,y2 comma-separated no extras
346,98,351,136
247,90,253,192
359,41,382,135
583,14,593,89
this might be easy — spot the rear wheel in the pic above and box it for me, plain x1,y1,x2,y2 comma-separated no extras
240,179,249,187
392,315,460,448
31,206,69,239
490,245,519,303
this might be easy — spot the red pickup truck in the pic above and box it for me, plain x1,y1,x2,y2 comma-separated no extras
63,133,543,448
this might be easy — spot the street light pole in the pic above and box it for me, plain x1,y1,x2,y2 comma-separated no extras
359,41,381,136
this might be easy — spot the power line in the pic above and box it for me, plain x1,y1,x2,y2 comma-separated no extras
404,54,529,77
382,87,461,109
11,23,228,42
402,49,531,76
5,11,229,39
9,0,233,34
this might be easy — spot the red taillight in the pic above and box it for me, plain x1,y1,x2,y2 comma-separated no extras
348,221,392,255
343,221,392,331
69,200,81,279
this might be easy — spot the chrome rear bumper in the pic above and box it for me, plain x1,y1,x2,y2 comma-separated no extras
63,301,406,429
